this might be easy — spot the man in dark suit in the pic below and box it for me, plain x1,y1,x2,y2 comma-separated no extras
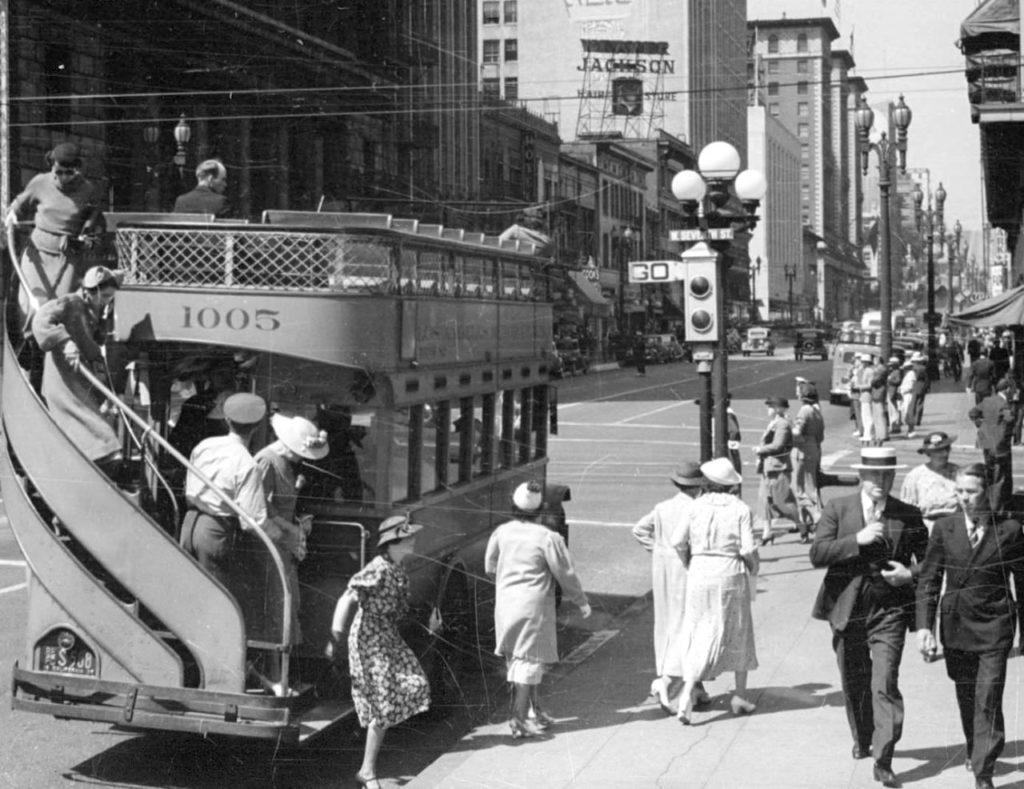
968,348,995,406
810,447,930,788
915,464,1024,789
173,159,230,217
969,378,1015,512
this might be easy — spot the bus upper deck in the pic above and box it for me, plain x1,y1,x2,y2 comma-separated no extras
3,212,561,744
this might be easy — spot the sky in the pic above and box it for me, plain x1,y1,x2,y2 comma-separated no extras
839,0,985,233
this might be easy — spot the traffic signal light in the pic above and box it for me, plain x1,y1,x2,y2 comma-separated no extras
683,257,719,341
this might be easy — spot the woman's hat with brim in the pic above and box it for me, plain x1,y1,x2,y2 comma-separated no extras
917,431,955,454
700,457,742,487
801,383,820,402
376,514,423,548
765,396,790,409
670,460,704,487
271,413,329,460
851,446,907,470
512,481,544,513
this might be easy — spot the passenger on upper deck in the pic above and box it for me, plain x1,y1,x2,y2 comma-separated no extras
173,159,230,218
31,265,123,479
6,143,105,309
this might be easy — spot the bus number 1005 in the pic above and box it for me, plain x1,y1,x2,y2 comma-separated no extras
182,306,281,332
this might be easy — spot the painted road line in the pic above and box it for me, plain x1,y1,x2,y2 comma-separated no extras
0,582,27,595
559,421,696,430
820,449,852,469
0,559,26,567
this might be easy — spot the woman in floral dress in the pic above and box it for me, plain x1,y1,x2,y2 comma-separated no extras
899,431,960,534
329,515,431,788
671,458,760,725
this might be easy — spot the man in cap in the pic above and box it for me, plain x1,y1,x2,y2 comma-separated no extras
854,354,877,444
753,396,802,544
792,383,824,542
173,158,231,218
31,265,125,478
885,357,904,435
915,463,1024,789
632,461,709,713
969,377,1015,512
180,392,283,677
967,348,995,406
810,447,929,788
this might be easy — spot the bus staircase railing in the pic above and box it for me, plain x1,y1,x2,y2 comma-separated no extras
2,243,304,739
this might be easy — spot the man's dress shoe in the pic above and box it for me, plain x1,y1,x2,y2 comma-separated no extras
851,744,871,760
965,757,973,773
872,764,901,788
975,778,994,789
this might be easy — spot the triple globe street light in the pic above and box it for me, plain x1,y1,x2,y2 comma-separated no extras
854,95,912,363
670,141,766,460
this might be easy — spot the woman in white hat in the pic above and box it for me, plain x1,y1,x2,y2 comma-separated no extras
253,413,330,654
671,457,759,724
328,514,432,788
486,480,591,737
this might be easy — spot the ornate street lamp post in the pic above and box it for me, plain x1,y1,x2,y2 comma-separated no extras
749,256,761,321
855,95,912,362
671,141,766,459
949,219,962,308
783,262,796,320
616,226,634,338
913,180,946,380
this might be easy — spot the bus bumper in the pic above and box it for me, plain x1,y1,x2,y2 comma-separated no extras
12,662,305,743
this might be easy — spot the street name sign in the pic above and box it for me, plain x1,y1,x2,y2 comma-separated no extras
669,228,734,242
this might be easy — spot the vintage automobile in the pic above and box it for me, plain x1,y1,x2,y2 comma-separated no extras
741,326,775,356
793,328,829,361
644,333,689,363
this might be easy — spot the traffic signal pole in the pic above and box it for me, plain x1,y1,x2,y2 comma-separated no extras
713,255,729,458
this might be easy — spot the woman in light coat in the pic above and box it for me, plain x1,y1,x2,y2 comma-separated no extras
486,480,590,738
632,461,705,713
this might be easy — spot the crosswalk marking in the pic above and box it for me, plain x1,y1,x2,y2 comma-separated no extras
0,559,26,568
0,582,27,595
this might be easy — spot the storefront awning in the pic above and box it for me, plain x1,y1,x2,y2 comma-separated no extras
568,271,612,317
961,0,1018,42
948,283,1024,326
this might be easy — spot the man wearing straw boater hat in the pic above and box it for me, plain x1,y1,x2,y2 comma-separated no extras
810,447,929,788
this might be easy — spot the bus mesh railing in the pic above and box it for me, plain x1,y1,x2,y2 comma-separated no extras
114,227,396,293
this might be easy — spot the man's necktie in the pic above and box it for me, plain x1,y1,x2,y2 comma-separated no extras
968,519,984,550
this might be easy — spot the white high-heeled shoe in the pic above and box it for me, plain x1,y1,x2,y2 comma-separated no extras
730,696,756,715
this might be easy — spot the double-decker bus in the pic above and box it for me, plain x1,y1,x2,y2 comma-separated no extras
2,211,558,744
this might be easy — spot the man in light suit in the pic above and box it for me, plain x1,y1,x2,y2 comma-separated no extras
915,464,1024,789
969,377,1015,513
753,396,801,545
810,447,929,788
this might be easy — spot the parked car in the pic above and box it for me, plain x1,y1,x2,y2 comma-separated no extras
554,337,588,376
793,328,829,361
741,326,775,356
644,333,689,364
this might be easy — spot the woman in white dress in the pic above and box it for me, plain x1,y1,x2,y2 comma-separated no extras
632,461,705,713
672,457,759,724
486,480,591,738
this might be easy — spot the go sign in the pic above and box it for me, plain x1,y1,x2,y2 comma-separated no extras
627,259,687,283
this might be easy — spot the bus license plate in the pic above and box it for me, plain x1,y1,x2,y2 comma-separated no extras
38,632,97,676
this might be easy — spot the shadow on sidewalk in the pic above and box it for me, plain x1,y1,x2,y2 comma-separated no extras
895,740,1024,786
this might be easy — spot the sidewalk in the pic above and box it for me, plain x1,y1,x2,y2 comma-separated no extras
407,384,1024,789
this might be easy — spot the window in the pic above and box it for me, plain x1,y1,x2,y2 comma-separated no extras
482,77,500,98
798,123,809,138
504,77,518,101
797,81,808,95
768,103,780,116
483,40,499,63
504,39,518,61
797,33,808,53
483,1,499,24
767,61,779,75
767,81,779,96
504,0,517,23
797,59,808,74
768,35,779,53
797,102,809,117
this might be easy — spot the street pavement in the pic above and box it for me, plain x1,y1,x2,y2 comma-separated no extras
407,382,1024,789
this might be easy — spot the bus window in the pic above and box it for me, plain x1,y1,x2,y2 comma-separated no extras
393,404,438,502
463,256,484,297
481,257,497,298
327,236,396,293
499,390,520,468
399,246,417,294
451,397,484,481
518,264,535,299
419,250,445,295
501,262,519,300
